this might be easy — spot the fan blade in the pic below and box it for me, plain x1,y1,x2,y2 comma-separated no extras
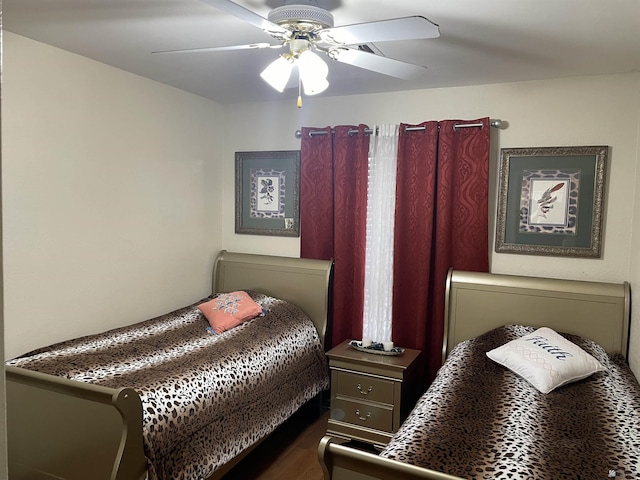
153,42,283,55
200,0,290,39
328,48,427,80
320,16,439,46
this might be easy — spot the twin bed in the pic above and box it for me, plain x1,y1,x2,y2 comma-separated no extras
6,250,334,480
319,269,640,480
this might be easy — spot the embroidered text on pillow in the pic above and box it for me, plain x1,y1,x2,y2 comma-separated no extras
524,335,574,361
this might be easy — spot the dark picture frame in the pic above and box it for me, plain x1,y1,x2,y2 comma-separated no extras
235,150,300,236
495,145,608,258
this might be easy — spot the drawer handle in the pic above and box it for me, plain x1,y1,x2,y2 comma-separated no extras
357,383,373,395
355,409,371,421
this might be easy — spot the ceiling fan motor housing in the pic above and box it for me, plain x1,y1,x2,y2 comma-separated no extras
268,4,335,30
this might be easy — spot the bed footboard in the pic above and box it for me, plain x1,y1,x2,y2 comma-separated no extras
318,436,463,480
6,365,147,480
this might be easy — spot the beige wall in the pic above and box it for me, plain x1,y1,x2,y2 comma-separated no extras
222,73,640,376
2,33,226,358
628,96,640,379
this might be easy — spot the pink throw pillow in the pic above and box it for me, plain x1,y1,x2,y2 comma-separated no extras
198,291,263,334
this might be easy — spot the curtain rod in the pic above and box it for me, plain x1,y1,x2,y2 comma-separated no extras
295,119,503,139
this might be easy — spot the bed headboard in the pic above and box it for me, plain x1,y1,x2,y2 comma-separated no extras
443,269,630,363
213,250,333,347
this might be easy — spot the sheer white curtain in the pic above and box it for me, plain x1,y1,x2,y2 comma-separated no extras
362,124,399,342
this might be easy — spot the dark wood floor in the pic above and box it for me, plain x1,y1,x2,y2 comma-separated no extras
222,406,331,480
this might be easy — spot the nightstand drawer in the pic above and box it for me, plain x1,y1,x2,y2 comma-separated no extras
334,370,394,404
331,397,393,432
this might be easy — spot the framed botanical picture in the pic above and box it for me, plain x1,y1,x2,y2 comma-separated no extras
495,145,608,258
235,150,300,236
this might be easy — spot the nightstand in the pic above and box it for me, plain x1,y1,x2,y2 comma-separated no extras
325,340,421,447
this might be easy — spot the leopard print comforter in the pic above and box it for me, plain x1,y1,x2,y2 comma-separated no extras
8,292,330,480
380,325,640,479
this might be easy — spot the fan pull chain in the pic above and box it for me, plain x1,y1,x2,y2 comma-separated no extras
297,74,302,108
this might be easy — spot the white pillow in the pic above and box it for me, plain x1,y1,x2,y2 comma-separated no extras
486,327,605,394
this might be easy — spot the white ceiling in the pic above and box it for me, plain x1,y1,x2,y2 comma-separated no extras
4,0,640,104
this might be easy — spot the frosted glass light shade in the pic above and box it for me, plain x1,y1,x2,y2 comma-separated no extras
260,55,293,92
298,50,329,95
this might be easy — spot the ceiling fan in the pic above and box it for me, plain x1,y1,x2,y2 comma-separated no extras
153,0,440,105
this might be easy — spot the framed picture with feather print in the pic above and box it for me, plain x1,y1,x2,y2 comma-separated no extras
495,145,608,258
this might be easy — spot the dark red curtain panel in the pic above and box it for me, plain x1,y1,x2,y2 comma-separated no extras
429,118,490,378
392,118,490,387
300,125,370,348
391,121,439,384
300,126,334,260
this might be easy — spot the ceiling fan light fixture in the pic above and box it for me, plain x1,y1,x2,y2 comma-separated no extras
260,55,293,92
160,2,442,104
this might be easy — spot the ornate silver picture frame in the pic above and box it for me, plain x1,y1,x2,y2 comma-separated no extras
235,150,300,236
495,145,608,258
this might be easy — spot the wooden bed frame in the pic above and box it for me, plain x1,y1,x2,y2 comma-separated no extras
318,268,631,480
6,250,333,480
